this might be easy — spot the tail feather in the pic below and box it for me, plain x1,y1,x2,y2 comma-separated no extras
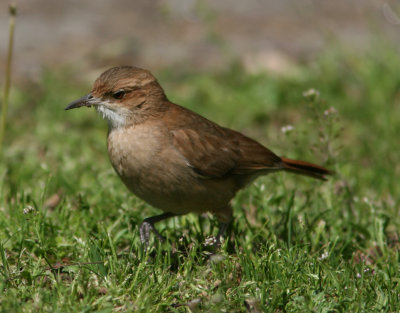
281,157,332,181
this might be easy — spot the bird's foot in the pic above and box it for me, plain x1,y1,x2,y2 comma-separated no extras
139,220,166,247
138,212,175,248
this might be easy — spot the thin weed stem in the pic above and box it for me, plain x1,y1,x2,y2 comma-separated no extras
0,4,17,154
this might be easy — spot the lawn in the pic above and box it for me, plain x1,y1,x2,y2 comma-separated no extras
0,42,399,312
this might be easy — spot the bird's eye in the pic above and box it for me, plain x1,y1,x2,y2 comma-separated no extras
112,90,126,100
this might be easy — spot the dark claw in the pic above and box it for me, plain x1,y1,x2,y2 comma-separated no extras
139,220,166,247
138,212,175,248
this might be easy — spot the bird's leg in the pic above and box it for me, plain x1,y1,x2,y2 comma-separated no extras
215,222,229,246
214,205,233,247
139,212,176,247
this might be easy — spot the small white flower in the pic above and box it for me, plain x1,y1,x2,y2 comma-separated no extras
324,106,337,116
318,251,329,261
281,125,294,134
204,236,217,246
23,205,35,215
302,88,320,99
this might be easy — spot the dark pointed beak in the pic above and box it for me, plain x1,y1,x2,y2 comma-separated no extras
65,93,94,110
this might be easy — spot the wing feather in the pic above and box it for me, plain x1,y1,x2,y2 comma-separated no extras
166,104,284,178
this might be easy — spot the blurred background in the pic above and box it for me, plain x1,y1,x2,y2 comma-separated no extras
0,0,399,81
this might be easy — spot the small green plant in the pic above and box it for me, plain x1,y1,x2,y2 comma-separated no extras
302,88,342,166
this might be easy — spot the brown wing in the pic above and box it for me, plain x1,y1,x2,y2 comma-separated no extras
166,103,284,178
172,128,240,177
228,129,283,174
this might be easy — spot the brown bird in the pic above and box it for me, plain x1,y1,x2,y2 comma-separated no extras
65,66,331,247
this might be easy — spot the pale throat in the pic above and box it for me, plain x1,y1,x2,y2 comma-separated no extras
96,104,129,129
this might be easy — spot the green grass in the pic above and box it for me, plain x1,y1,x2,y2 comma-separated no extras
1,42,400,312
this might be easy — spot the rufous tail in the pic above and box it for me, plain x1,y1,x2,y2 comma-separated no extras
281,157,332,181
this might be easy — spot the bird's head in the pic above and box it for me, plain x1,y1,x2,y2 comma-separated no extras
65,66,167,128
